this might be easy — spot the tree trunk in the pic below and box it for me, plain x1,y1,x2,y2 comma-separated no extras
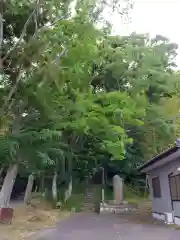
40,173,44,193
0,164,18,208
0,167,4,189
0,10,3,71
0,167,3,179
52,172,57,201
64,177,72,202
24,174,34,205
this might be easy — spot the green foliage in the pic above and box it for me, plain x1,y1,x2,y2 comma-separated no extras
61,194,84,212
93,32,179,160
123,185,145,204
1,0,180,200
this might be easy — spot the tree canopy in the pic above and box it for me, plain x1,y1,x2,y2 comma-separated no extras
0,0,180,204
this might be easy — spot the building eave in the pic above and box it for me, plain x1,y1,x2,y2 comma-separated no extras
138,141,180,173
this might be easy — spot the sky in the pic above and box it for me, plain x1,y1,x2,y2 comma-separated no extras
110,0,180,65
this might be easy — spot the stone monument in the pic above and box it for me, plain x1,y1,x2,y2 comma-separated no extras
113,175,123,204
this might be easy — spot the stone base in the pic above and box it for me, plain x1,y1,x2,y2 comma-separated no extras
152,212,165,221
174,217,180,226
108,200,129,205
0,208,13,224
152,212,180,225
99,202,139,214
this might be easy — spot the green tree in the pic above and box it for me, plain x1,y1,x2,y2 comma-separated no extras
0,0,134,208
91,33,179,173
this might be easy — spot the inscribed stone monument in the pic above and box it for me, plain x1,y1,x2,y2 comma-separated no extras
113,175,123,204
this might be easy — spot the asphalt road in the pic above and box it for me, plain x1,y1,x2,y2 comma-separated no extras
30,213,180,240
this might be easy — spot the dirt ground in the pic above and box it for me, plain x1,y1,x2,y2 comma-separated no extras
0,199,70,240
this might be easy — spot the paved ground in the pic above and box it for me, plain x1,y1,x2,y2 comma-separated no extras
30,213,180,240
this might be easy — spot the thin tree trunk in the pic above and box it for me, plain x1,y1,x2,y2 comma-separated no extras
52,172,57,201
34,185,38,193
0,164,18,208
64,155,72,202
24,173,34,205
61,158,65,181
64,177,72,202
0,167,3,179
0,167,4,189
40,173,44,193
0,6,3,71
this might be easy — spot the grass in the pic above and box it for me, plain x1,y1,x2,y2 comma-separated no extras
104,185,113,200
167,224,180,230
104,184,147,204
0,196,70,240
1,184,148,239
61,193,84,212
124,185,147,205
0,186,86,239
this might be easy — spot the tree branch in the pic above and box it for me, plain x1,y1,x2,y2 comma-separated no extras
2,66,22,112
32,13,68,40
3,2,67,61
3,4,39,62
1,2,68,114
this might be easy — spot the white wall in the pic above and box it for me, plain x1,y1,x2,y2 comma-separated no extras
148,158,180,217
